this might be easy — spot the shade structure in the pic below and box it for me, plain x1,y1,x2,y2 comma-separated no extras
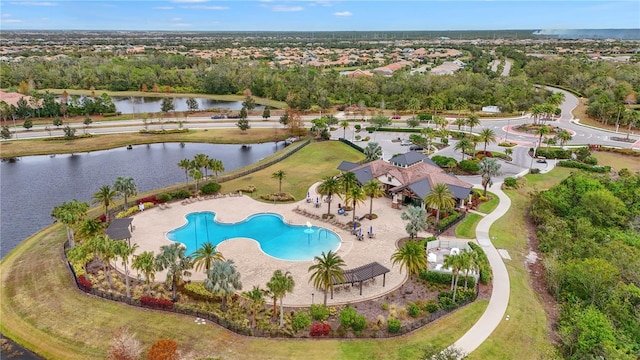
105,218,133,243
331,261,391,296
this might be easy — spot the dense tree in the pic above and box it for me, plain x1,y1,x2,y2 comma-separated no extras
52,200,90,248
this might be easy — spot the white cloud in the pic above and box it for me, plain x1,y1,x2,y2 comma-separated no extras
9,2,57,6
170,0,208,3
310,0,333,7
181,5,228,10
333,11,352,17
171,17,183,22
270,5,304,12
153,6,174,10
170,23,192,27
2,14,11,17
3,18,23,23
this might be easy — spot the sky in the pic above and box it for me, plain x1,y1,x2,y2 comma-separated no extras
1,0,639,31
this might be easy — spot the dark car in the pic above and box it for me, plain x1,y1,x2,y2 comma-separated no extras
410,145,424,151
391,115,401,119
210,114,226,119
536,157,547,164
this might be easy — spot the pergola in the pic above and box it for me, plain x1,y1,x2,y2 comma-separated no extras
105,218,133,244
332,261,390,297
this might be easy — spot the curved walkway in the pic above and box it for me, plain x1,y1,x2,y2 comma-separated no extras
450,184,511,356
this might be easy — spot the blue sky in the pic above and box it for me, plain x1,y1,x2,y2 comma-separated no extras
1,0,639,31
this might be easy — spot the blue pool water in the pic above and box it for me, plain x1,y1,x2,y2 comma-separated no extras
166,212,341,261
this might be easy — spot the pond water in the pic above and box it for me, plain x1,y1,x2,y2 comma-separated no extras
0,142,283,258
113,97,264,114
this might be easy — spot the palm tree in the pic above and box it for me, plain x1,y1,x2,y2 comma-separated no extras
400,205,428,239
391,240,427,280
339,171,359,196
363,142,382,162
266,270,295,327
189,168,203,193
317,176,341,217
155,242,193,302
424,183,456,226
177,158,192,188
114,240,138,298
208,158,225,181
308,250,346,306
113,176,137,210
204,259,242,312
191,242,224,273
453,118,466,132
94,234,118,289
242,285,266,329
92,185,118,222
339,120,349,139
460,251,475,291
624,109,640,140
421,127,436,152
478,128,496,153
75,218,105,242
52,199,89,248
362,179,385,219
530,104,544,125
466,114,480,135
193,153,210,178
66,243,93,275
444,253,464,302
132,250,156,295
479,158,502,196
272,170,286,195
555,130,572,146
454,138,472,160
504,148,513,160
345,185,366,224
535,125,550,149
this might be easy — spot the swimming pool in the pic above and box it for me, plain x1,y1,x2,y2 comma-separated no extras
166,212,341,261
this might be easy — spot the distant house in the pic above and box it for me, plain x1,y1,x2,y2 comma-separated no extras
337,151,473,209
430,59,466,76
482,106,501,113
340,69,374,78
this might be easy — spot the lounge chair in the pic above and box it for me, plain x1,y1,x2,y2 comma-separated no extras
367,232,375,239
356,234,364,241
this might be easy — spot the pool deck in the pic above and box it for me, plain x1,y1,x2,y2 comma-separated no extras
129,182,454,306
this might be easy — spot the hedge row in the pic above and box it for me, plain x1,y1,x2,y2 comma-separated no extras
558,160,611,173
418,270,476,289
364,127,422,133
437,211,465,231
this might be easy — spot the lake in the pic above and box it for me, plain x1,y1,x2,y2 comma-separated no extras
0,142,283,258
113,97,265,114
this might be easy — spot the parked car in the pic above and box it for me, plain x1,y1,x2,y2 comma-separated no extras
536,157,547,164
211,114,226,119
410,145,424,151
400,139,412,146
391,115,401,119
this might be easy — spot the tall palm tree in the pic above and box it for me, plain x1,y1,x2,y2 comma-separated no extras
424,183,456,226
400,205,428,239
113,176,137,210
433,116,448,130
193,153,210,178
272,170,286,195
132,250,156,295
208,158,225,181
624,109,640,140
191,242,224,273
266,270,295,327
177,158,192,188
114,240,138,298
466,114,480,135
345,185,366,223
317,176,341,217
460,250,475,291
155,242,193,302
52,199,89,248
66,243,93,276
242,285,266,329
453,118,467,132
308,250,346,306
92,185,118,222
421,127,436,151
339,120,349,139
75,218,105,243
362,179,385,219
391,240,427,280
444,253,464,302
555,130,572,146
363,142,382,162
479,158,502,196
204,259,242,312
189,168,203,193
94,234,118,289
535,125,550,150
530,104,544,125
478,128,496,153
339,171,359,196
454,138,472,161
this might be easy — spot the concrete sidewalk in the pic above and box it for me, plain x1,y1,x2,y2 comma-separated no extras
450,184,511,356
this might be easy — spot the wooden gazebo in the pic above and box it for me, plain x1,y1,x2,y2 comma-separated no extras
332,261,390,297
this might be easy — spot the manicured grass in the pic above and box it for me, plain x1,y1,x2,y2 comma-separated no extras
476,191,499,214
0,140,489,359
454,213,482,239
591,151,640,173
220,141,364,201
0,128,291,158
468,168,573,360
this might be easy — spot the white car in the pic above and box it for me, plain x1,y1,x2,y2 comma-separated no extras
400,139,412,146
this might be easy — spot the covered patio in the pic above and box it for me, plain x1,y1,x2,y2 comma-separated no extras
331,261,390,297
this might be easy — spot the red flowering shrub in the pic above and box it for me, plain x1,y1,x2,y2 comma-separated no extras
77,275,92,291
310,323,331,337
96,214,106,222
137,195,159,204
140,296,174,310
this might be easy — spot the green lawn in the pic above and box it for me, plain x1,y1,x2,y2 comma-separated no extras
477,191,499,214
454,213,482,239
1,140,492,359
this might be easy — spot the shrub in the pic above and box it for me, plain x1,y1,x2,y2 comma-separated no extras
309,304,330,321
534,147,572,159
235,185,256,193
584,156,598,165
437,211,464,231
183,282,216,302
116,205,140,219
387,318,401,333
558,160,610,173
200,182,221,195
137,195,158,204
339,306,358,328
292,311,311,332
418,270,476,288
498,141,516,147
77,274,92,291
459,160,480,173
259,193,295,202
355,135,361,140
468,242,491,284
503,177,517,188
529,168,541,174
431,155,458,168
407,303,421,318
140,296,174,310
352,314,367,332
424,300,439,313
147,338,178,360
417,113,432,121
354,124,361,130
157,193,172,202
310,323,331,337
170,190,191,199
381,302,389,310
438,294,457,311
